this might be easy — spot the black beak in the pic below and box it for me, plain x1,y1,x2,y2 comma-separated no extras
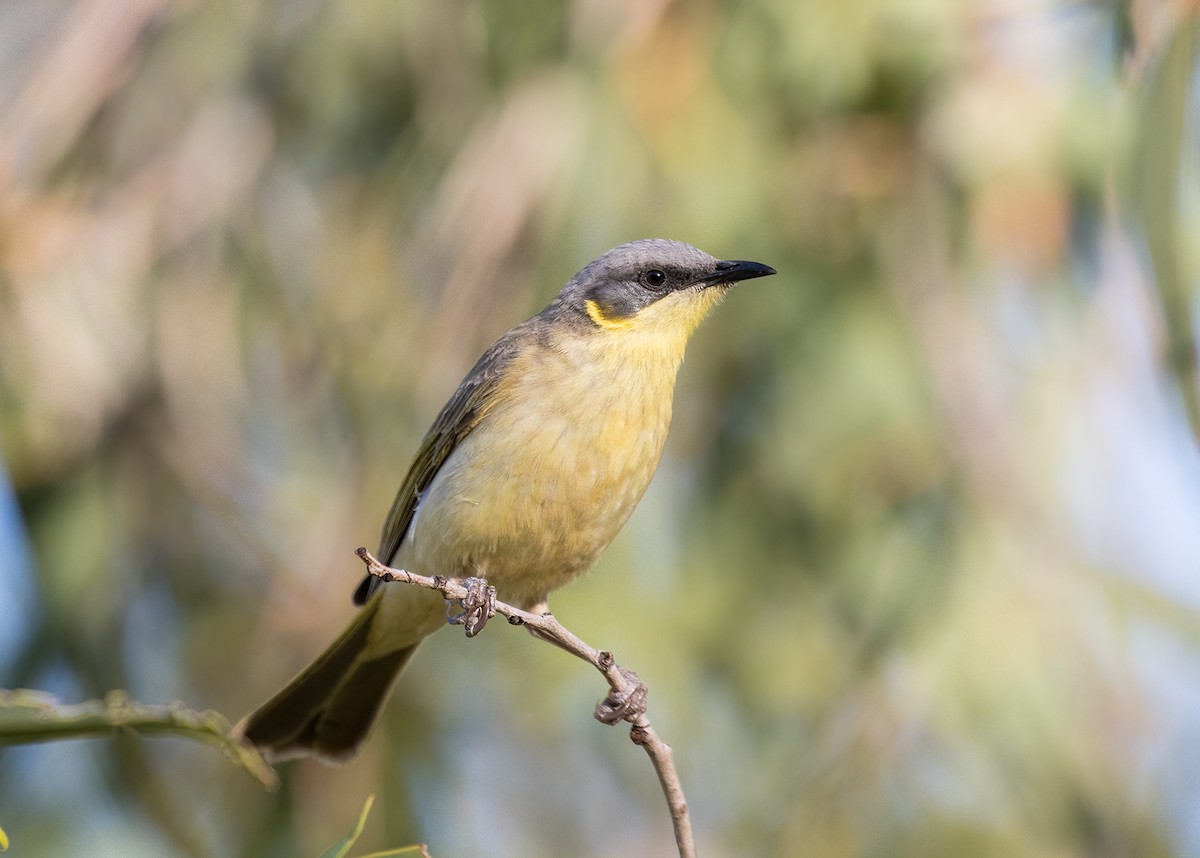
705,259,777,287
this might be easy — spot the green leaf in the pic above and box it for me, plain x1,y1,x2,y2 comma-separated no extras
319,795,375,858
318,796,433,858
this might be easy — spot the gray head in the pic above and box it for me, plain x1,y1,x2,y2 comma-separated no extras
546,239,776,334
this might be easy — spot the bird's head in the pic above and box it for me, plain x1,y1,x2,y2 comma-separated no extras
548,239,776,346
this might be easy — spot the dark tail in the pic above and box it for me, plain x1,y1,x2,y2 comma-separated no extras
236,597,417,764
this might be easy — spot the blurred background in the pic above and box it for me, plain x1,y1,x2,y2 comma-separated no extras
2,0,1199,855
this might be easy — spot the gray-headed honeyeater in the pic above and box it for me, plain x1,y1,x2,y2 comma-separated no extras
237,239,776,762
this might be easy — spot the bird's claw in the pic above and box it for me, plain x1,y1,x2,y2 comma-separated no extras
594,666,648,725
447,576,497,637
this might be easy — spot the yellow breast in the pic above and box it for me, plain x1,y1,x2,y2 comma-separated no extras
402,326,687,608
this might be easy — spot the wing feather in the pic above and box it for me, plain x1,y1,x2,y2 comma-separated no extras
353,330,523,605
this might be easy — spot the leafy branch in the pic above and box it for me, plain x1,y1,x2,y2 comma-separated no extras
0,689,276,789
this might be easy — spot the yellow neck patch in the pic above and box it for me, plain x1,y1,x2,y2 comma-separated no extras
585,299,635,330
585,289,727,340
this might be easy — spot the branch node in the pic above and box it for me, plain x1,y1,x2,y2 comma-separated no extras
356,547,400,584
597,650,615,670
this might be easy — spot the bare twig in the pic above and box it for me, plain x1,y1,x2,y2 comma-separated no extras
355,547,695,858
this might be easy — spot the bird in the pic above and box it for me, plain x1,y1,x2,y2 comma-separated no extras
237,238,776,763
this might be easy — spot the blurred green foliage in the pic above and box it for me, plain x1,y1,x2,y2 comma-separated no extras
2,1,1199,856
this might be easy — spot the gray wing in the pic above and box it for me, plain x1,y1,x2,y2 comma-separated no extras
353,330,523,605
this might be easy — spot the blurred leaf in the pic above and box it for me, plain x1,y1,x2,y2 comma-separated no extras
1129,11,1200,438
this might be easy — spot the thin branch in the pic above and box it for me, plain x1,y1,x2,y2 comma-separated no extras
0,688,277,789
355,547,695,858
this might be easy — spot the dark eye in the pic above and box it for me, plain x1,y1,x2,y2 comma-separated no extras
643,269,667,288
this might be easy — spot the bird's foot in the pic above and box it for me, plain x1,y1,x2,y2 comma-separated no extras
446,576,497,638
594,663,648,725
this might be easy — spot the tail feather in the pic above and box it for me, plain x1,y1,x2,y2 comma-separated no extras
236,596,418,763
